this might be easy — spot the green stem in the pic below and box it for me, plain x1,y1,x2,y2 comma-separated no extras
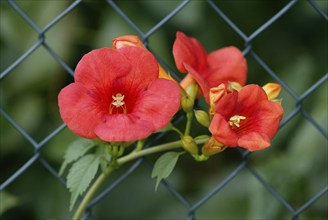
72,166,114,220
72,137,209,219
184,111,193,136
118,140,181,165
135,139,145,152
171,126,184,137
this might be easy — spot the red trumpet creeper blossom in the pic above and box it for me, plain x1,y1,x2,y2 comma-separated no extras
58,47,180,142
173,32,247,103
209,84,284,151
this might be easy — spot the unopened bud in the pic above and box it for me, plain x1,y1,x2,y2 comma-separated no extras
181,94,194,112
181,136,198,155
262,83,282,100
194,110,210,127
112,35,145,49
185,83,198,101
202,136,227,156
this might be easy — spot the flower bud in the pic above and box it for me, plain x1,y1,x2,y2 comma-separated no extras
180,74,196,91
181,83,198,112
112,35,145,49
262,83,282,100
194,110,210,127
185,83,198,101
181,136,198,155
202,136,227,156
181,95,194,112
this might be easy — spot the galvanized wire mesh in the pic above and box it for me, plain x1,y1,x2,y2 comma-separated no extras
1,0,327,219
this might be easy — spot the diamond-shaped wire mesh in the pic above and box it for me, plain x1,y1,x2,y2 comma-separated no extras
1,0,327,219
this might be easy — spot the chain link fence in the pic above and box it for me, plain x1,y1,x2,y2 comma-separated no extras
1,0,327,219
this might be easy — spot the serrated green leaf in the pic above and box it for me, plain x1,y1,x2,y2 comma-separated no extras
151,152,182,191
59,139,97,176
67,154,100,211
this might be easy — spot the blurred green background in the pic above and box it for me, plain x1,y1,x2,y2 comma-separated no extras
0,0,327,219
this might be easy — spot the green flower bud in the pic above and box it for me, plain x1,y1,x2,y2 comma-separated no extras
185,83,198,101
181,95,194,112
194,110,210,127
181,135,198,155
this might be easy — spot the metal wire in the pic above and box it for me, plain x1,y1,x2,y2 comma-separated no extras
1,0,327,219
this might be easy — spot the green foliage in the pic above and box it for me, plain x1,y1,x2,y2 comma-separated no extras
151,152,183,191
67,154,100,211
0,191,19,215
59,139,97,176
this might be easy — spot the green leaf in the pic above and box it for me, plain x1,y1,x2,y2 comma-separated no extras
67,154,100,211
151,152,182,191
59,139,97,176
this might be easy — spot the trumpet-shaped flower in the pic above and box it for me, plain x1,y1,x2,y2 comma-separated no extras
209,84,283,151
58,47,180,142
173,31,247,103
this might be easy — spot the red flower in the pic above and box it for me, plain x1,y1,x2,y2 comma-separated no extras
209,85,283,151
173,32,247,103
58,47,180,142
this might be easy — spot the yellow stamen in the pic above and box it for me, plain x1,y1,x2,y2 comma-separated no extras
229,115,246,128
109,93,127,114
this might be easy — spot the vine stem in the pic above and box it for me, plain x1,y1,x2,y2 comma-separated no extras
184,111,193,136
72,137,209,220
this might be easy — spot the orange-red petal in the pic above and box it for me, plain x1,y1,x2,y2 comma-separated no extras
173,32,207,73
58,83,105,139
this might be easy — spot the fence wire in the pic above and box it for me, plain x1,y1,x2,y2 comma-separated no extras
0,0,327,219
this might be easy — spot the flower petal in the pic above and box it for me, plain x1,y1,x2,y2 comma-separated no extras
184,63,211,102
255,100,284,138
206,46,247,87
133,78,181,130
238,84,268,110
214,91,238,119
118,46,159,91
58,83,105,139
237,85,283,138
95,114,155,142
210,114,238,147
173,32,207,73
238,132,271,151
74,48,131,91
74,47,159,95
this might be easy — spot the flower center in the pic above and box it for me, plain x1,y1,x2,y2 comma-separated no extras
229,115,246,128
109,93,127,114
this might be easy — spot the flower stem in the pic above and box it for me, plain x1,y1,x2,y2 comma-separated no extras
72,166,114,220
72,137,209,219
184,111,193,136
